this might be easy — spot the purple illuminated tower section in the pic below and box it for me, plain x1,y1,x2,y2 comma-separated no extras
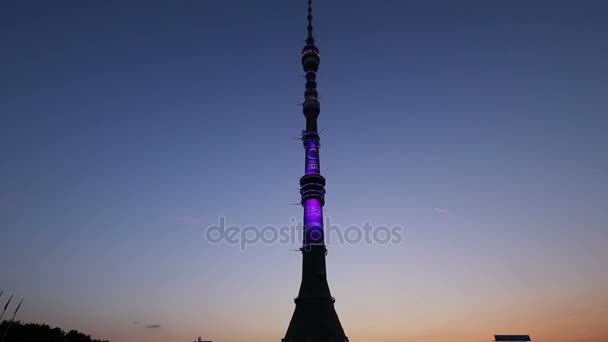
283,1,348,341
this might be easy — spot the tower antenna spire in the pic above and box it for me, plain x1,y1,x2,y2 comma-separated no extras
306,0,315,45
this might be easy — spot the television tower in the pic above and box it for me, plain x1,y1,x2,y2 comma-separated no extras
283,1,348,341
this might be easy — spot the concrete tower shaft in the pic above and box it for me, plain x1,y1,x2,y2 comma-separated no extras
283,2,348,341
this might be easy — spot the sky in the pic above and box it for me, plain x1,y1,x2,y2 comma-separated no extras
1,1,607,342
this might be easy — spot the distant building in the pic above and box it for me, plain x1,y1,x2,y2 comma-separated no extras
193,337,212,342
495,335,532,342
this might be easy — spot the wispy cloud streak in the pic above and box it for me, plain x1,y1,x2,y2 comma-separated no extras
433,207,450,214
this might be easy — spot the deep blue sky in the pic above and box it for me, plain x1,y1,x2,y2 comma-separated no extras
1,1,607,342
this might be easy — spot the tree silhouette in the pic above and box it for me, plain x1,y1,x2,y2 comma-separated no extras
0,321,108,342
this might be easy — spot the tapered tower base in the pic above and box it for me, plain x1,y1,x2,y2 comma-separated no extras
283,296,348,342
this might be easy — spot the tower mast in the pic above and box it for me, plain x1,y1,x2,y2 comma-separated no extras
283,1,348,341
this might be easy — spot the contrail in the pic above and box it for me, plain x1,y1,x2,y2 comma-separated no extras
433,207,449,214
0,298,23,342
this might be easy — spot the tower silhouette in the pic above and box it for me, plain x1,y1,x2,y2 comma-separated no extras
283,1,348,341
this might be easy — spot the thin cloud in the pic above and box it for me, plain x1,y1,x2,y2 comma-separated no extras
145,324,161,329
433,207,450,214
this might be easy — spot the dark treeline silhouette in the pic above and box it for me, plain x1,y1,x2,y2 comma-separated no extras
0,321,108,342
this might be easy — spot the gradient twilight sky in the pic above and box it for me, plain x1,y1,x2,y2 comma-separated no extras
1,1,607,342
